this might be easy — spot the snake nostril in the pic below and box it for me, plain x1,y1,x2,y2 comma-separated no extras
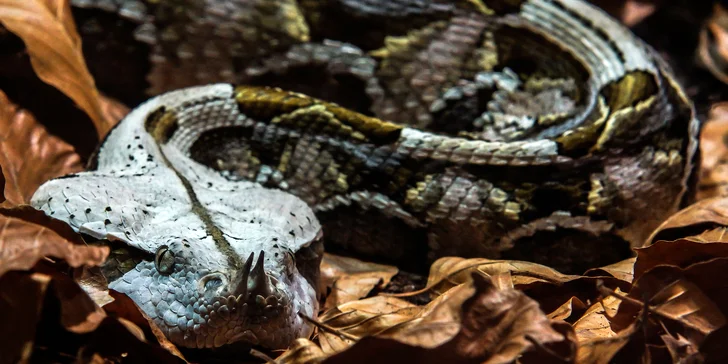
200,273,226,294
205,277,223,291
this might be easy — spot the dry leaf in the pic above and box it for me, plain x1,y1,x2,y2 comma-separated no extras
447,274,574,363
661,334,703,363
0,270,182,363
573,289,624,342
634,238,728,280
698,3,728,85
0,206,108,276
0,164,5,204
321,253,398,309
318,274,574,363
647,197,728,244
0,272,51,363
585,258,635,284
75,266,114,307
0,90,82,207
697,104,728,200
104,291,187,362
613,264,727,349
317,295,424,354
378,283,474,349
575,319,638,364
394,257,579,298
277,338,327,364
0,0,114,137
590,0,658,27
548,296,588,321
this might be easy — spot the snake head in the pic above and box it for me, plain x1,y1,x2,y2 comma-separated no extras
108,227,323,349
28,84,327,349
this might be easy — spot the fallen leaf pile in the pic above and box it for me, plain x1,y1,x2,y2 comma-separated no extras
1,0,728,363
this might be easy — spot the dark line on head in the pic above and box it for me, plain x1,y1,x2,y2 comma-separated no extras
147,109,243,269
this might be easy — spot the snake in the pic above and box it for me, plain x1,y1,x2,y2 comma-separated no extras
27,0,699,351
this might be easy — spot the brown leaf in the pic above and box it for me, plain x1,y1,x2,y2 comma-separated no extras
394,257,579,298
0,0,114,137
697,104,728,200
548,296,588,321
0,90,82,207
317,295,425,354
321,253,398,309
319,274,574,363
647,197,728,244
98,94,130,126
0,164,5,204
0,272,51,362
448,274,573,363
104,291,187,361
277,338,327,364
590,0,659,26
379,283,474,349
698,4,728,86
573,289,624,343
613,263,728,348
0,270,182,363
585,258,635,284
0,205,108,276
575,320,638,364
634,238,728,281
75,266,113,307
661,334,703,363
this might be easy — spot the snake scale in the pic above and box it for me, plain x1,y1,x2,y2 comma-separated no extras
28,0,699,351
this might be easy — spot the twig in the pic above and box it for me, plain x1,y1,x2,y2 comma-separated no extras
298,312,359,341
249,348,278,364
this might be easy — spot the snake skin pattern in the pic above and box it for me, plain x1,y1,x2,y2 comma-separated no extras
30,0,699,350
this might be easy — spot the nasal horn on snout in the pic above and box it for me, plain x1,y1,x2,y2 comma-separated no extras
234,251,273,301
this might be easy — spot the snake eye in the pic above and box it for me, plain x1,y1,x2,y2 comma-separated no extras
154,245,175,275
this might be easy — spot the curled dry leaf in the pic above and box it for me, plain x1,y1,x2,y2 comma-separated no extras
548,296,588,321
0,0,114,137
0,90,82,207
697,103,728,200
393,257,579,298
0,205,108,277
321,253,399,309
634,237,728,280
647,197,728,244
585,257,635,284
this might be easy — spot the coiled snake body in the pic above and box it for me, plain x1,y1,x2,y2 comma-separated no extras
31,0,699,350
